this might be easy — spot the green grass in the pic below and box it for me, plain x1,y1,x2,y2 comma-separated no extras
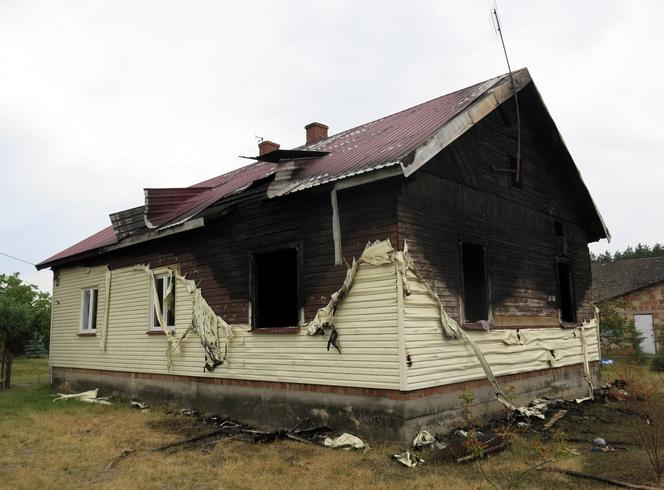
0,359,114,418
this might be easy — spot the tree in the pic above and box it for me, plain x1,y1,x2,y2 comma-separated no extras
0,273,51,355
591,242,664,263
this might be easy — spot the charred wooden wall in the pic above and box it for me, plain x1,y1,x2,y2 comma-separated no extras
96,180,398,324
397,93,595,325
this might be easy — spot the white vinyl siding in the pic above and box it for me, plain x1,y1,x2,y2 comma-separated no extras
50,261,600,392
50,262,401,390
401,269,600,391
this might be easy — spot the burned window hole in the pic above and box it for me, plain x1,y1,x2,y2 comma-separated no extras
554,220,564,237
557,262,575,323
461,242,489,323
252,248,299,328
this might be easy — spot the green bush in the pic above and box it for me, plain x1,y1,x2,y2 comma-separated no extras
651,350,664,372
598,300,635,350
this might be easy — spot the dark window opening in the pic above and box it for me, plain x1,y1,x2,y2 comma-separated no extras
554,220,564,237
557,262,576,322
461,243,489,323
253,248,299,328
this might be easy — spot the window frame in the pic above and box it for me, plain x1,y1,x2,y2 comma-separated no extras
249,243,302,331
150,272,176,331
79,287,99,333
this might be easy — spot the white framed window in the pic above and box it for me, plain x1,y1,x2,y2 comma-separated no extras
80,288,99,332
150,273,175,330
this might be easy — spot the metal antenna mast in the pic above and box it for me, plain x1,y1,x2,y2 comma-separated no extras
492,6,522,184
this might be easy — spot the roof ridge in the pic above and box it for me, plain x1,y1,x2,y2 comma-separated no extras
593,255,664,266
190,160,273,189
298,70,514,151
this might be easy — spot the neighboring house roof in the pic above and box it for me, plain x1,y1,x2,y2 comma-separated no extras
592,256,664,301
37,68,609,270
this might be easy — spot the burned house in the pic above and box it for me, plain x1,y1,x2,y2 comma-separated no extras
37,69,608,441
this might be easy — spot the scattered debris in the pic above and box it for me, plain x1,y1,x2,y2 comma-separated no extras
542,409,568,430
53,389,112,405
178,408,199,417
589,437,615,453
514,398,549,419
130,400,149,410
153,414,331,454
393,451,425,467
417,429,509,465
566,436,635,447
601,359,616,365
105,449,135,470
323,433,365,450
154,428,230,454
413,430,436,449
540,467,660,490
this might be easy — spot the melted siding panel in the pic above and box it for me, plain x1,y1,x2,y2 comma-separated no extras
50,262,400,390
402,270,599,391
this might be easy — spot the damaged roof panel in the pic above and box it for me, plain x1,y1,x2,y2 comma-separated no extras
36,161,277,268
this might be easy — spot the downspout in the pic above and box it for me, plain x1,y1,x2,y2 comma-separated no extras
100,269,112,351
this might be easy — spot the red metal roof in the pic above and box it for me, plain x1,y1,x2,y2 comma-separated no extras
144,161,276,229
37,71,520,269
38,225,118,266
37,161,277,268
271,72,513,195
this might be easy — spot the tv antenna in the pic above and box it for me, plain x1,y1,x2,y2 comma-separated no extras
491,5,522,184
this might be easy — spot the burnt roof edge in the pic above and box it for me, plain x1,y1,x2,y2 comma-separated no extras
35,217,205,270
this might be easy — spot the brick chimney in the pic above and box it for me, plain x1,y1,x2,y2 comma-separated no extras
258,140,280,156
305,122,329,145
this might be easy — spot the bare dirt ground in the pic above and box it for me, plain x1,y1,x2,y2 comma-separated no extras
1,358,662,489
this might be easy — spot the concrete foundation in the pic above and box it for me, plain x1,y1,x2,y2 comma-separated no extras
52,363,599,442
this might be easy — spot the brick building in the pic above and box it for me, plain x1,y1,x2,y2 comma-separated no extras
592,256,664,354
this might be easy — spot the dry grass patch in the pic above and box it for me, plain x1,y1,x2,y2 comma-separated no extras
3,359,662,489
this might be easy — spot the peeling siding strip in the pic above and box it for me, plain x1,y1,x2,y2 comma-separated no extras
396,261,407,391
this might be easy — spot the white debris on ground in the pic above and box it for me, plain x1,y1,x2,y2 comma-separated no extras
129,400,149,410
323,433,366,450
413,430,436,448
393,451,425,467
53,388,112,405
514,398,550,419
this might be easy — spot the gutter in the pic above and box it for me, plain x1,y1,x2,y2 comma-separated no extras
36,217,205,270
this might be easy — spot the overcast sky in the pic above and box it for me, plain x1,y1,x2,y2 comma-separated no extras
1,1,662,293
